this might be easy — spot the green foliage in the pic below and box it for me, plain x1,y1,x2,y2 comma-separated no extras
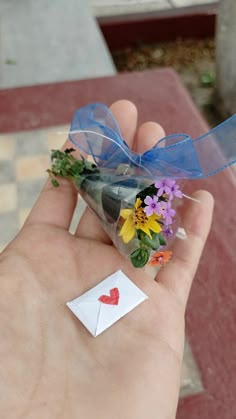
51,178,59,187
158,233,166,246
138,230,166,250
200,71,215,87
130,248,150,268
138,230,160,250
47,148,98,187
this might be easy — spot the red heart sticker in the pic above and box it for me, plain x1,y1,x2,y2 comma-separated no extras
98,287,120,305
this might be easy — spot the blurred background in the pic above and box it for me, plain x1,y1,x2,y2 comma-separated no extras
0,0,235,415
1,0,235,121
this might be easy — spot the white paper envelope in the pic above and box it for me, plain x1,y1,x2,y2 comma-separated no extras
66,270,148,337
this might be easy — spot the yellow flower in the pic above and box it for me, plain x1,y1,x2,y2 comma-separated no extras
119,198,162,244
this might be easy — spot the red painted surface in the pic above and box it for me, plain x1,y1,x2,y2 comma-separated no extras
0,69,210,135
100,13,216,51
179,171,236,418
0,69,235,417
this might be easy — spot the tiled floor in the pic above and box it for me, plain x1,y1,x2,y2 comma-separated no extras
0,126,87,251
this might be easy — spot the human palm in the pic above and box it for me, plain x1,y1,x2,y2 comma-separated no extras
0,101,213,419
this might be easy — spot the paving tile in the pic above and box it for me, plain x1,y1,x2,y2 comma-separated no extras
70,198,87,233
0,160,16,183
15,130,48,157
0,136,15,160
0,183,18,213
17,178,45,209
15,155,49,181
19,208,32,228
47,126,69,151
0,243,8,253
0,211,19,243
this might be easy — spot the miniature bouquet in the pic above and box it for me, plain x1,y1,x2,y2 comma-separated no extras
48,103,236,268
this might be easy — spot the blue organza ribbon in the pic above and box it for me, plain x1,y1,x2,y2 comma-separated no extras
69,103,236,179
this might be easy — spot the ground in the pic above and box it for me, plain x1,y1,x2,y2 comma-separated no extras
112,38,223,127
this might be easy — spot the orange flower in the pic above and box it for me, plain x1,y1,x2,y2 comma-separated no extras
149,251,172,267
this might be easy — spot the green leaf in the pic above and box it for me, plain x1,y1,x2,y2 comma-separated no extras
200,71,215,87
138,230,161,250
51,178,60,187
142,233,160,250
158,233,167,246
48,149,98,184
130,248,150,268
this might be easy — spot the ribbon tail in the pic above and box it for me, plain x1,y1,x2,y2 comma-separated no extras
143,115,236,179
192,114,236,177
142,134,203,179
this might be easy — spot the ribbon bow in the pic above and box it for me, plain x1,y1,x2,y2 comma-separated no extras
69,103,236,179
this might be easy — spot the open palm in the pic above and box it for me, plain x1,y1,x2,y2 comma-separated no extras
0,101,213,419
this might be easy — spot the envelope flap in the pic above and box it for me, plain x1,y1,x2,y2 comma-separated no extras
76,271,120,304
95,289,148,336
67,301,100,336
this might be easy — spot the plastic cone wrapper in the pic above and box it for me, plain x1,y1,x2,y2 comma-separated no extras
48,103,236,268
79,173,181,266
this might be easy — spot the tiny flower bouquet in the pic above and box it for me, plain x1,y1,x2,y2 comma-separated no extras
48,103,236,268
117,179,181,267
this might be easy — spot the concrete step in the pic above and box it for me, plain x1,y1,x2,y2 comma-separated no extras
0,0,116,89
90,0,218,18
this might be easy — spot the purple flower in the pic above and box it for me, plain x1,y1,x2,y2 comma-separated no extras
155,179,176,197
155,201,167,216
144,195,160,216
168,183,183,200
163,225,173,237
162,201,176,225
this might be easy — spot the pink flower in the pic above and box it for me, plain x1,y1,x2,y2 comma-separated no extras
168,183,183,200
163,225,173,237
155,179,176,197
162,201,176,225
144,195,159,216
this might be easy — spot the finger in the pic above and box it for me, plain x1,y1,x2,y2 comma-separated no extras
134,121,165,153
24,138,78,230
156,190,214,308
75,100,138,242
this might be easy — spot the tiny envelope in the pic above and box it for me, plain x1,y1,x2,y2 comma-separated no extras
66,270,148,337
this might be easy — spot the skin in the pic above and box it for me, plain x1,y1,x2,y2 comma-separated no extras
0,100,214,419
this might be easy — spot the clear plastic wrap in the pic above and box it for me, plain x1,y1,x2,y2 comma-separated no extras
48,103,236,268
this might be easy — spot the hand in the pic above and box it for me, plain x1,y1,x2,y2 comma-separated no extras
0,100,214,419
